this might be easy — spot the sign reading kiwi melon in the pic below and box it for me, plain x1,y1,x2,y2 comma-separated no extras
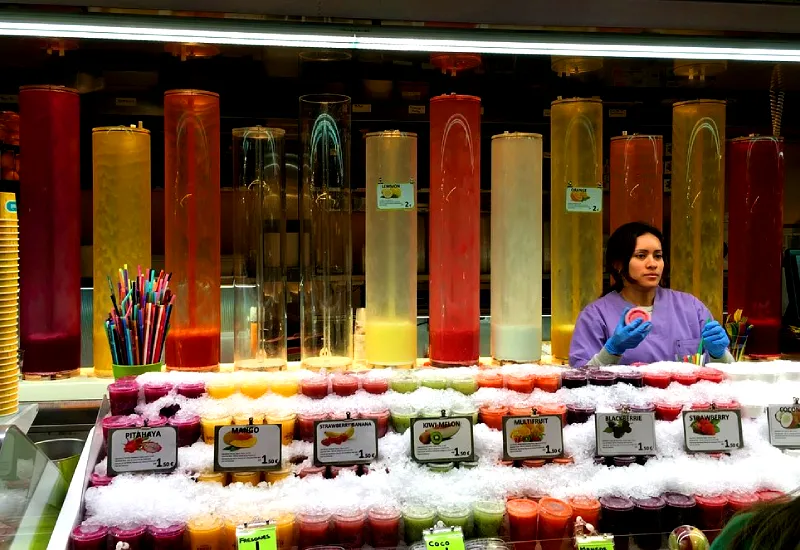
377,181,415,210
767,403,800,448
410,416,474,463
566,183,602,213
313,418,379,466
502,414,564,460
214,424,282,472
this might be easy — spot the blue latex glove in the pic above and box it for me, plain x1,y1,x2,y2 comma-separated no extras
605,308,653,356
702,320,730,358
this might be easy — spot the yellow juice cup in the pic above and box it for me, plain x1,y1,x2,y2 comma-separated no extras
187,516,224,550
265,410,296,445
223,515,254,550
270,374,299,397
274,513,296,550
196,471,228,485
265,465,292,484
201,415,232,444
206,378,237,399
229,471,261,485
240,376,270,399
233,413,265,426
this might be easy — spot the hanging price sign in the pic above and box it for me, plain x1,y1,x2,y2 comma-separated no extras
214,424,282,472
107,426,178,476
683,409,744,453
410,416,474,463
236,521,277,550
576,534,615,549
424,526,465,550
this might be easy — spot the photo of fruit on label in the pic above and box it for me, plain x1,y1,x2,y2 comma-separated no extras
410,416,474,463
595,412,657,456
107,426,178,476
214,424,282,472
377,182,415,210
682,410,743,453
503,414,564,460
565,185,602,213
767,405,800,448
314,419,378,465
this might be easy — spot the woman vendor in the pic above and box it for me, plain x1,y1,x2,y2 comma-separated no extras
569,222,733,367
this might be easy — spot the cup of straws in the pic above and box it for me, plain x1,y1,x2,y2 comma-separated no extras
725,309,752,362
104,265,175,379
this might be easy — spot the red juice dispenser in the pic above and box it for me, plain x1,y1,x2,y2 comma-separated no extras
428,94,481,366
19,85,81,379
610,133,664,232
727,136,784,357
164,90,221,371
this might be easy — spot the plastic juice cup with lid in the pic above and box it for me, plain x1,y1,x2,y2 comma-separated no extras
176,381,206,399
538,497,573,550
643,371,671,389
655,402,684,421
223,516,253,549
537,403,567,425
70,524,108,550
332,373,360,396
727,492,759,512
420,374,448,390
452,404,479,425
200,414,232,444
673,371,698,386
266,465,292,484
505,373,535,393
109,524,147,548
437,503,472,537
632,496,665,550
239,376,270,399
476,370,504,389
196,471,227,485
270,374,299,397
472,500,506,538
359,406,390,437
449,376,478,395
568,496,600,529
663,492,696,531
599,496,635,549
143,381,172,403
535,372,561,393
273,513,296,550
301,374,330,399
298,465,326,478
187,516,224,550
390,372,420,393
368,506,401,548
560,369,588,389
522,459,546,468
509,403,536,417
697,367,725,383
297,513,332,549
149,524,186,550
389,404,417,433
616,370,644,387
265,410,296,445
229,471,261,485
506,498,538,550
587,370,617,386
168,413,201,447
402,504,436,543
102,414,138,441
333,509,367,548
479,404,508,431
566,404,595,424
233,413,265,426
108,381,139,416
694,494,728,542
206,378,237,399
361,375,389,395
298,411,330,442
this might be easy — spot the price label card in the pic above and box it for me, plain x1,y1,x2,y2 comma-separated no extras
214,424,282,472
502,414,564,460
377,182,415,210
566,185,602,213
107,426,178,476
767,405,800,448
576,534,615,549
595,412,657,456
237,522,277,550
411,416,474,463
314,419,378,466
683,410,744,453
424,527,465,550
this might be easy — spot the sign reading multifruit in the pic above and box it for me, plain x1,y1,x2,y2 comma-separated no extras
107,426,178,476
767,403,800,448
502,414,564,460
313,418,378,466
214,424,282,472
410,416,474,463
683,409,744,453
423,526,465,550
595,412,657,456
236,521,277,550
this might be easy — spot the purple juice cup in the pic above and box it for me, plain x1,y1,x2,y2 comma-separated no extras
109,524,147,550
587,370,617,387
143,381,173,403
599,496,635,550
168,412,201,447
561,369,588,389
148,523,186,550
175,381,206,399
566,404,596,424
108,381,140,416
632,496,665,550
70,525,108,550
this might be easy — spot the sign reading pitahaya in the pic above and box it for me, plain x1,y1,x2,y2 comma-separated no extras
107,427,178,476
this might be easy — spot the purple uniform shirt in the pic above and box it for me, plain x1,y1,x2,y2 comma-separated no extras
569,287,713,367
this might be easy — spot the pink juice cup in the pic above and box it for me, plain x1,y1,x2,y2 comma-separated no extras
143,415,168,428
168,412,201,447
298,513,331,549
301,375,330,399
90,472,113,487
368,506,401,548
175,380,206,399
643,371,671,389
298,465,326,479
297,412,330,442
361,375,389,395
108,381,140,416
333,509,367,548
655,402,684,421
697,368,725,383
102,415,140,441
359,406,390,438
109,524,147,550
694,494,728,543
70,525,108,550
143,381,173,403
332,374,360,397
672,371,698,386
148,524,186,550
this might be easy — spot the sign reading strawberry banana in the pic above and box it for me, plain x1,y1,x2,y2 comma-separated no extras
410,416,475,463
214,424,282,472
767,403,800,448
502,414,564,460
313,419,379,466
107,426,178,476
682,409,744,453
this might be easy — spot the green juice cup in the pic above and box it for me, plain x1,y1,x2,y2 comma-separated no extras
438,503,473,537
391,372,420,393
402,504,436,543
420,406,450,419
449,376,478,395
420,375,448,390
473,500,506,538
452,404,479,425
390,404,417,434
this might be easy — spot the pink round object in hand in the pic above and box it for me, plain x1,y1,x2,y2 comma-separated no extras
625,307,651,325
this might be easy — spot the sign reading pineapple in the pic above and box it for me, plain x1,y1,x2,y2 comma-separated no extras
566,182,602,213
502,414,564,460
214,424,282,472
377,180,415,210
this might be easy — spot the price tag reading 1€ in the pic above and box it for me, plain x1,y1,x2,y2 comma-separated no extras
423,526,465,550
236,522,277,550
575,534,615,549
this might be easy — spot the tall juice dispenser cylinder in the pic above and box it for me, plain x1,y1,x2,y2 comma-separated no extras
18,86,81,379
727,136,784,356
671,100,726,320
92,124,152,377
164,90,221,371
365,131,417,368
491,132,543,363
550,98,604,362
232,127,287,371
610,134,664,232
429,94,481,366
299,95,352,371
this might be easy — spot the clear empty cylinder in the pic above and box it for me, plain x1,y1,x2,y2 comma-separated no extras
365,131,417,368
671,100,726,320
232,127,287,371
491,132,543,363
299,95,353,371
609,134,663,232
550,98,604,361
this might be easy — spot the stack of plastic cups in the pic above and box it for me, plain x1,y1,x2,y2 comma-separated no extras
0,192,18,416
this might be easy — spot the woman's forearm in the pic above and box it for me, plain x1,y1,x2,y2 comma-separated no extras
585,347,622,367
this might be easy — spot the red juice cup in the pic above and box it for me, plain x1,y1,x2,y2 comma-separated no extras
537,403,567,425
560,370,588,389
715,399,741,410
663,493,696,533
617,370,644,387
333,509,366,548
176,381,206,399
143,416,168,428
148,524,186,550
506,373,535,393
551,454,574,465
655,402,684,421
70,525,108,550
332,374,360,397
727,492,759,514
359,407,390,438
537,497,572,550
109,524,147,550
301,375,330,399
632,496,665,550
566,404,595,425
102,415,138,441
509,403,536,417
298,465,326,479
361,375,389,395
673,371,698,386
599,496,635,550
143,381,173,403
298,412,330,442
506,498,538,550
694,494,728,542
643,371,671,389
168,412,201,447
368,506,401,548
522,459,546,468
476,371,505,389
568,496,600,531
697,368,725,383
535,373,561,393
298,513,331,549
90,472,113,487
479,404,508,431
587,370,616,387
108,381,139,416
690,401,711,411
756,489,786,502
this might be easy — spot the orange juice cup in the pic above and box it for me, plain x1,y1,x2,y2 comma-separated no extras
265,465,292,484
568,496,601,529
535,373,562,393
476,371,505,389
509,403,536,417
270,374,299,397
230,471,261,485
233,413,265,426
196,471,227,485
537,403,567,425
187,517,224,550
479,404,509,431
507,498,539,550
200,415,232,444
505,373,535,393
240,376,270,399
223,516,253,549
265,410,296,444
538,497,573,550
274,513,296,550
206,378,237,399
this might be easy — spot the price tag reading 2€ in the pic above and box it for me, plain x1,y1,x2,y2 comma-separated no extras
424,526,465,550
236,522,277,550
411,416,474,463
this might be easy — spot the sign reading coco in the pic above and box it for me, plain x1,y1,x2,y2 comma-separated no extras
214,424,282,472
767,404,800,448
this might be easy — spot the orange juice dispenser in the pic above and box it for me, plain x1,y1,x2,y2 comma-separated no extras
299,95,353,371
164,90,221,371
550,98,603,362
92,124,151,377
609,133,663,232
365,131,417,369
491,132,543,363
671,100,726,320
232,127,287,371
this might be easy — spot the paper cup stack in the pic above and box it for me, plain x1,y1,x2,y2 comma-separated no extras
0,192,19,416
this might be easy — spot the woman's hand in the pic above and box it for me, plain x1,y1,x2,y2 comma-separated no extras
702,320,730,358
605,308,652,356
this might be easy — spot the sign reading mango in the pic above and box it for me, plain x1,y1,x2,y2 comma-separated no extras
214,424,282,472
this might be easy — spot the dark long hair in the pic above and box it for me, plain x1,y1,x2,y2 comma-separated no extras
604,222,665,295
729,494,800,550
